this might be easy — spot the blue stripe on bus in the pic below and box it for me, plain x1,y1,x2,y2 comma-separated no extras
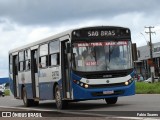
9,77,56,100
23,83,33,99
9,78,33,99
24,82,55,100
39,82,54,100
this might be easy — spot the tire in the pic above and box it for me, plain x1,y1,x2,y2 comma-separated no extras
55,85,68,109
105,97,118,104
22,88,34,107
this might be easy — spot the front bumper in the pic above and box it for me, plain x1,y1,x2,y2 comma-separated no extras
72,81,135,100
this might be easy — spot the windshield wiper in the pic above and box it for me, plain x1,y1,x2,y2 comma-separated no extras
93,48,98,66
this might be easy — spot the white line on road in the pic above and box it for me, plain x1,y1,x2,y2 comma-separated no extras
115,117,159,120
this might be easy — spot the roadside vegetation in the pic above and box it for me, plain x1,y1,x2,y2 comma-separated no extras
4,89,10,96
136,82,160,94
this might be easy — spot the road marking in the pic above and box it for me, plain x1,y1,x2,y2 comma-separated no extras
115,117,159,120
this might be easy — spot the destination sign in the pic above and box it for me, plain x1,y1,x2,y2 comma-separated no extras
72,27,130,39
87,30,116,37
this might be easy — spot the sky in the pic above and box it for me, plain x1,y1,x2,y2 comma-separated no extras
1,0,160,77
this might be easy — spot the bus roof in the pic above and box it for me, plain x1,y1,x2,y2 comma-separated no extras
9,29,73,53
9,26,129,53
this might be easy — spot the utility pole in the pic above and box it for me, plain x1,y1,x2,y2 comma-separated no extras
145,26,155,59
145,26,155,82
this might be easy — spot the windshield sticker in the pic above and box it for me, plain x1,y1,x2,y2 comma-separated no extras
77,42,103,47
104,41,128,46
85,61,97,66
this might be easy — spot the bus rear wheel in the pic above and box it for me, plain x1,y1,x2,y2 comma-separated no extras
22,87,39,107
105,97,118,104
55,85,68,109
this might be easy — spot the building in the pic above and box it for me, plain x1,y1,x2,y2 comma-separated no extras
135,42,160,80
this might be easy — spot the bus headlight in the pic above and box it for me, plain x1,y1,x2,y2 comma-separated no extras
84,84,89,88
125,78,134,86
125,81,129,85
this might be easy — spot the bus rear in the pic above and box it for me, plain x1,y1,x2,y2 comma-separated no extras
70,26,135,103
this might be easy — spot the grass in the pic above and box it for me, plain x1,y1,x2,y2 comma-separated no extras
136,82,160,94
4,89,10,96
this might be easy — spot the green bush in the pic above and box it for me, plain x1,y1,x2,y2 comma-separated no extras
4,89,10,96
136,82,160,94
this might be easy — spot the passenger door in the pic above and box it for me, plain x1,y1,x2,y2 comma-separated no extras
31,49,39,98
12,55,19,98
61,40,72,99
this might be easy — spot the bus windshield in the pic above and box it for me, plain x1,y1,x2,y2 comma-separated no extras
72,41,133,72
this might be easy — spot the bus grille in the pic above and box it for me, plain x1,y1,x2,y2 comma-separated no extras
88,82,126,89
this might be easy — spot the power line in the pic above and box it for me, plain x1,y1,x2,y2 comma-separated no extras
140,32,148,44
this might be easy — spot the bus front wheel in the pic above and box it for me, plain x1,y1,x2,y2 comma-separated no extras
55,85,68,109
105,97,118,104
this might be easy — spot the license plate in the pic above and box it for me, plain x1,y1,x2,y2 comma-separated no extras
103,90,114,95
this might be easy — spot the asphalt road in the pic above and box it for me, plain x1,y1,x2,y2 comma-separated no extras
0,94,160,119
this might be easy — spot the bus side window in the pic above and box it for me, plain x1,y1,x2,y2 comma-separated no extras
39,57,42,68
49,53,60,66
9,54,13,74
39,43,48,68
49,40,60,66
25,49,31,70
18,51,25,71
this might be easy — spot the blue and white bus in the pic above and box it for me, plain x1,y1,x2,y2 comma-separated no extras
9,26,135,109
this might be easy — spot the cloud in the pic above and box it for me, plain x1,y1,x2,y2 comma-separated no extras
1,0,160,77
0,20,55,77
0,0,160,26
